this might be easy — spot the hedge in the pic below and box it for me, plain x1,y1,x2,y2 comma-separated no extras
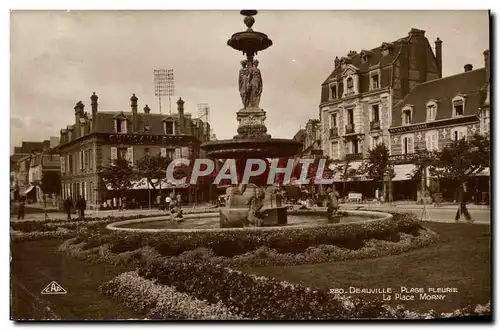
69,212,422,257
99,271,243,320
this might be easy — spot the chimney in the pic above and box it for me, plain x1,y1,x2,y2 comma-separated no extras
334,56,340,68
484,49,490,83
177,97,185,134
409,28,426,37
464,64,473,72
130,93,138,133
144,104,151,114
90,92,98,132
74,101,84,126
435,37,442,78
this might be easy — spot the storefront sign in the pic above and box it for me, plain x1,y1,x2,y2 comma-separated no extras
389,115,479,134
106,134,196,145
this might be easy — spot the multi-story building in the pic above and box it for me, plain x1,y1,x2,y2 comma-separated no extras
389,49,490,202
11,139,58,201
293,119,323,158
319,28,441,198
55,93,212,209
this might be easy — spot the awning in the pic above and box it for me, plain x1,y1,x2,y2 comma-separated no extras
330,161,366,182
473,167,490,177
23,185,35,195
105,178,190,191
393,164,417,181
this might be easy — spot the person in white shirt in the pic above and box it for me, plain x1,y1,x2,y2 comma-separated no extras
165,196,172,211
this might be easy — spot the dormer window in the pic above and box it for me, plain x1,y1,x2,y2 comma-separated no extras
370,70,381,90
402,106,413,126
114,115,127,134
426,100,438,121
346,77,354,95
381,42,393,56
452,95,466,117
330,83,337,100
361,55,368,63
164,120,175,135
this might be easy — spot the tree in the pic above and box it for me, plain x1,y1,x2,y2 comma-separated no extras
335,159,360,197
437,134,489,182
362,144,395,202
36,171,61,220
98,158,136,199
408,148,443,202
411,134,490,203
135,154,172,208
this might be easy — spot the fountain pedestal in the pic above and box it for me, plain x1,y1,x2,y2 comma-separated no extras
234,108,270,139
219,183,288,228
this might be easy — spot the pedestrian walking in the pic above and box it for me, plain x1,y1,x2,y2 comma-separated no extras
165,194,172,212
455,182,474,223
63,197,73,221
17,195,26,220
76,195,87,221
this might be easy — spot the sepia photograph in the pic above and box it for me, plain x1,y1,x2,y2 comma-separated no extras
9,8,491,321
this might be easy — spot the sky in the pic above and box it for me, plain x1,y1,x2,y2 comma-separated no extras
10,10,489,153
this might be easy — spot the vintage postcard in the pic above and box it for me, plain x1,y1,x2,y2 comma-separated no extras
10,9,491,321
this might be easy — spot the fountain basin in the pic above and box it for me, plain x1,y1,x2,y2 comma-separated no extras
105,210,393,233
201,138,302,159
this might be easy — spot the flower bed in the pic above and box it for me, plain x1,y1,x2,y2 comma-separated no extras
65,212,422,258
116,259,489,320
99,271,243,320
167,226,439,267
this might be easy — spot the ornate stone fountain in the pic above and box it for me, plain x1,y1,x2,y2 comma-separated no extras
201,10,303,228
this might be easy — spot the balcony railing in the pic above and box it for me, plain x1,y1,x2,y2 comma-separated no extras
345,153,363,161
345,123,355,134
370,120,381,131
329,127,339,139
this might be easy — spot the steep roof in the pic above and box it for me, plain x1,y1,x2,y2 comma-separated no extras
322,36,408,85
393,68,486,124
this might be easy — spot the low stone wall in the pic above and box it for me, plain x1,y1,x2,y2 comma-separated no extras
105,210,393,233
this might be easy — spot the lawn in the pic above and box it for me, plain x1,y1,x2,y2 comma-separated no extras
11,238,143,320
240,222,491,314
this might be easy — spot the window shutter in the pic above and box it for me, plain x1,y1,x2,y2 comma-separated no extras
459,129,466,140
181,147,189,158
122,120,127,134
425,134,431,150
127,147,134,165
432,132,437,150
111,147,117,161
408,136,414,153
60,156,65,173
175,148,181,159
113,119,117,133
161,148,167,157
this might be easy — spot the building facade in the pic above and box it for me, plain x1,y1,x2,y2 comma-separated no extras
11,139,59,201
319,28,441,198
56,93,212,209
389,50,490,202
293,119,323,158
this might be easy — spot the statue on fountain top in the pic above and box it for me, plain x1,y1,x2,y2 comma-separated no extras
239,60,251,109
238,59,263,110
249,60,263,109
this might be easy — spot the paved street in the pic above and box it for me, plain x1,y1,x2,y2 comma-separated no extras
11,202,490,225
340,203,491,224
